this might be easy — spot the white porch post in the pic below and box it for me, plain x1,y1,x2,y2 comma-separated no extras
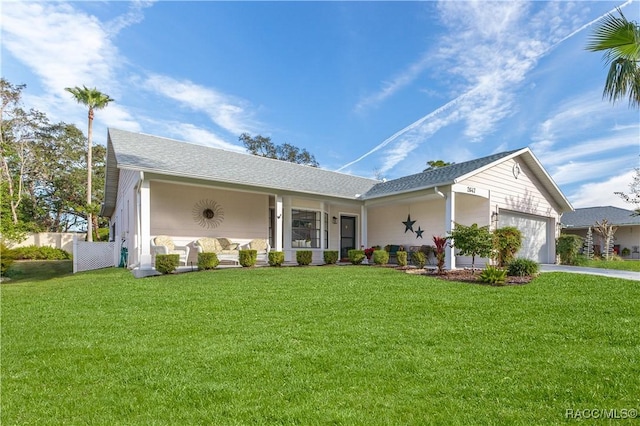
445,190,456,270
139,179,153,271
361,204,368,248
275,195,283,251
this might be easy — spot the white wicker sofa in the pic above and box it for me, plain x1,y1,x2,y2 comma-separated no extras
194,237,241,264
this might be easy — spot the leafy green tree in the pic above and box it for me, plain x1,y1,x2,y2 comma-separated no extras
449,223,493,272
424,159,454,172
586,8,640,108
65,86,113,241
239,133,319,167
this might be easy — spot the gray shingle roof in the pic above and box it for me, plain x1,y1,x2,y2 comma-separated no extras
107,128,378,199
362,149,522,199
561,206,640,228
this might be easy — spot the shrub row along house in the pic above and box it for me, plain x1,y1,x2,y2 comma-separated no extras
100,129,573,277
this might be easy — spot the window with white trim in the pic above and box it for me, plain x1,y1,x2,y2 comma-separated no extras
291,209,320,248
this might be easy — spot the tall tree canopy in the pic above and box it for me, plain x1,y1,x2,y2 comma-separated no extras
65,85,113,241
239,133,319,167
1,79,106,243
586,8,640,108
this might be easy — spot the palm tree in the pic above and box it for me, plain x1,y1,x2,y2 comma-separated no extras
586,8,640,109
65,86,114,241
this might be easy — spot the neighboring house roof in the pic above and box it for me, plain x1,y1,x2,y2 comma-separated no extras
561,206,640,228
101,129,573,217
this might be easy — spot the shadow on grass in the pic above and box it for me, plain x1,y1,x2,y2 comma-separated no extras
3,260,73,283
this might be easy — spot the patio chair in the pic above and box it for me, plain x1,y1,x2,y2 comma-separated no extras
151,235,190,266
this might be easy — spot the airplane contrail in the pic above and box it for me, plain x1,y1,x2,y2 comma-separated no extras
335,0,635,174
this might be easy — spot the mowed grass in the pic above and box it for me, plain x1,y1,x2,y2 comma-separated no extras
584,259,640,272
2,267,639,425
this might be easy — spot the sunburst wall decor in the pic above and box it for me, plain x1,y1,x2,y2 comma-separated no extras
192,199,224,229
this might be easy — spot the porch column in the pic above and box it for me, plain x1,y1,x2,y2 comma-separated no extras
445,190,456,270
361,204,368,248
275,195,283,251
139,179,153,270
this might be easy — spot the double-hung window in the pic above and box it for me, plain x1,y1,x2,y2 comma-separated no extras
291,209,320,248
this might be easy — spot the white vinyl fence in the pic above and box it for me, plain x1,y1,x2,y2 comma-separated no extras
73,235,117,273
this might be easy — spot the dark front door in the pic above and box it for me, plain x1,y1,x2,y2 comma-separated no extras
340,216,356,260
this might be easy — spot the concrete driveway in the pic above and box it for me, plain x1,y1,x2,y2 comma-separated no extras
540,264,640,281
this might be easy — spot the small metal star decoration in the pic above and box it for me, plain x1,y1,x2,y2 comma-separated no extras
402,214,416,233
415,226,424,239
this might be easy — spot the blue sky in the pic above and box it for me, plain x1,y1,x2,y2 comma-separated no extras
2,1,639,210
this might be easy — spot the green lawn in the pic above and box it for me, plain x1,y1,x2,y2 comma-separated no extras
584,259,640,272
3,260,73,282
2,267,639,425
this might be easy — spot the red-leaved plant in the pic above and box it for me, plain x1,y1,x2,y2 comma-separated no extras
432,235,449,274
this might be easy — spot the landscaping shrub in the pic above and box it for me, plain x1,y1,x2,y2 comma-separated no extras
507,258,539,277
396,251,408,266
556,234,583,265
478,265,507,285
197,252,219,270
411,251,426,268
433,236,448,274
348,249,365,265
493,226,523,267
155,254,179,274
239,250,257,267
268,251,285,266
10,245,71,260
323,250,339,265
373,249,389,265
1,244,15,276
296,250,312,266
621,247,631,257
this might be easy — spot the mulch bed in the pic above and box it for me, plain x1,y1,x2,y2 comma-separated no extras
403,267,535,285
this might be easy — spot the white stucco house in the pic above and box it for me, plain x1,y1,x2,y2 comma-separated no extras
100,129,573,277
561,206,640,259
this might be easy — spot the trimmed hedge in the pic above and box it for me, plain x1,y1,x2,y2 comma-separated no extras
1,244,15,276
296,250,313,266
372,249,389,265
411,251,426,268
396,251,408,267
323,250,339,265
348,249,365,265
239,250,257,267
268,251,285,266
10,245,71,260
197,252,219,270
156,254,179,274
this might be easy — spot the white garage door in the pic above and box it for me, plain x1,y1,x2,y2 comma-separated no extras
499,211,550,263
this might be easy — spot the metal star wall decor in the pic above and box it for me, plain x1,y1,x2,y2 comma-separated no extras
415,226,424,238
402,214,416,233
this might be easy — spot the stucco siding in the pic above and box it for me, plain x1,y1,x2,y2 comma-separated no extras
367,199,446,249
150,181,269,246
564,226,640,258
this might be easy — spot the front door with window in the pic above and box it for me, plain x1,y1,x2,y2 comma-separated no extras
340,216,356,260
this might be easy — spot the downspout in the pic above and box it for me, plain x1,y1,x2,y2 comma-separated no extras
434,186,446,199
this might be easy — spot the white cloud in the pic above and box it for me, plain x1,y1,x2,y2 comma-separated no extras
143,74,259,136
342,0,596,173
161,122,245,153
1,2,119,95
569,170,637,209
552,156,635,185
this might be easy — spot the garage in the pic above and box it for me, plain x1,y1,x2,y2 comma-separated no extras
499,210,551,263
